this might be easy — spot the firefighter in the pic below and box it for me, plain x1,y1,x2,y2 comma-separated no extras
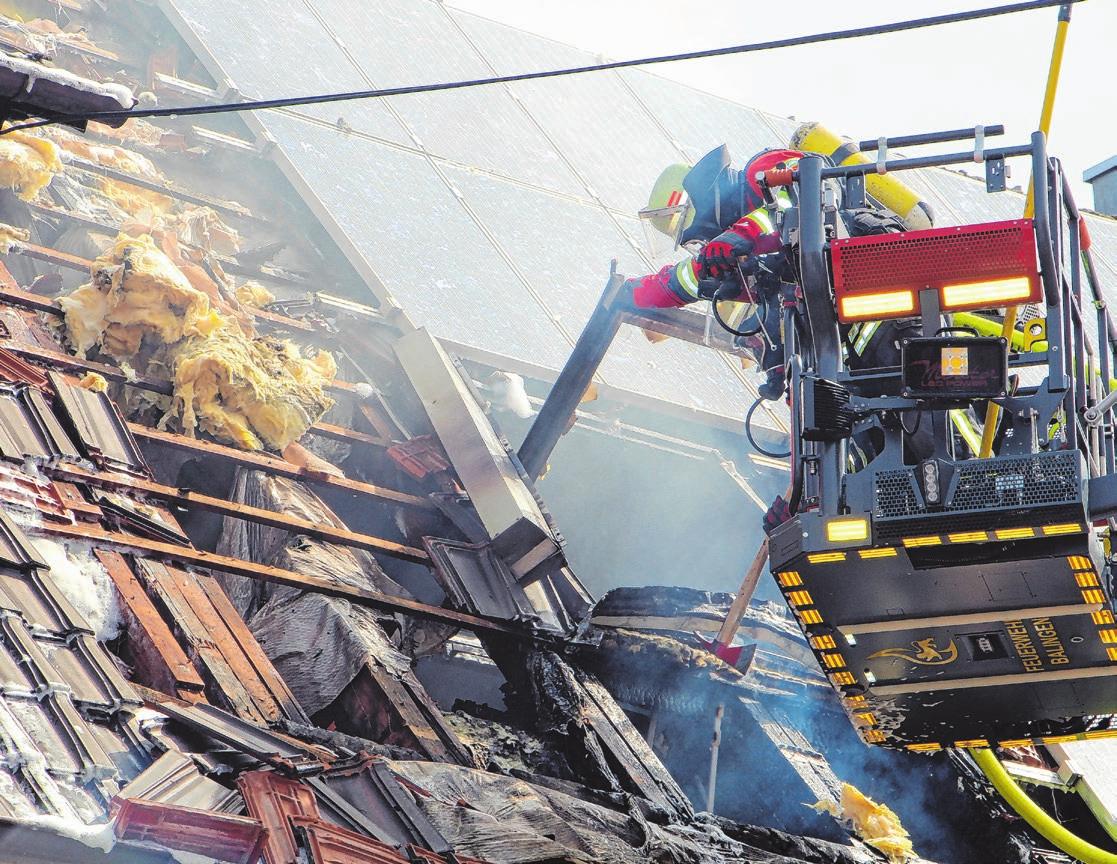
627,144,799,400
627,144,925,401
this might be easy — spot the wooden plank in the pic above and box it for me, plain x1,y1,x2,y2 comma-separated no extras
0,285,64,316
310,422,389,449
46,462,428,563
35,521,528,639
52,480,103,522
197,574,310,724
95,549,206,700
164,563,282,723
3,341,173,394
326,664,473,765
12,242,91,273
134,558,266,723
128,423,432,511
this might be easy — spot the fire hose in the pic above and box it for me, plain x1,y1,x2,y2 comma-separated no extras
969,747,1117,863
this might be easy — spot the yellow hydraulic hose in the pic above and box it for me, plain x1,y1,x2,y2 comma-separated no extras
978,3,1072,457
969,748,1117,863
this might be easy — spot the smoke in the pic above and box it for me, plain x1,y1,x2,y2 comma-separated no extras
480,371,534,419
30,537,121,642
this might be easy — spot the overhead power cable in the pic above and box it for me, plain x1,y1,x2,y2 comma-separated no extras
0,0,1082,136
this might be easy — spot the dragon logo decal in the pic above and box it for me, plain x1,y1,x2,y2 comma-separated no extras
868,637,959,666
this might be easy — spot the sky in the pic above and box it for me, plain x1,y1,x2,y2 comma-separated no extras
450,0,1112,210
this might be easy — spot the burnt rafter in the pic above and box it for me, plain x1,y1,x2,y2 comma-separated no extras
128,423,429,511
48,461,428,564
35,519,538,640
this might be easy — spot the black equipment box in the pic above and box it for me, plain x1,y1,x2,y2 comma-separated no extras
901,336,1008,401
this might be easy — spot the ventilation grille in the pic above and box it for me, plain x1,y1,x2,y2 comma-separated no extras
874,451,1081,520
832,220,1037,294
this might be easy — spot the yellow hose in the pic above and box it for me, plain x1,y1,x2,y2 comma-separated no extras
970,748,1117,863
978,7,1071,457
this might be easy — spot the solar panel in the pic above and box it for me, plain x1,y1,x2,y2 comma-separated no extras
447,9,687,215
165,0,407,143
165,0,1108,423
260,111,575,368
304,0,587,197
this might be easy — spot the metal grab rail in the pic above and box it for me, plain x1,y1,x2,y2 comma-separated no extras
791,129,1117,513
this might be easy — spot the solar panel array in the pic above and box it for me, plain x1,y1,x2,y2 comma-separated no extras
165,0,1117,421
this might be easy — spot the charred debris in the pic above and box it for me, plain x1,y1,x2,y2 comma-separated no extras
0,4,1084,864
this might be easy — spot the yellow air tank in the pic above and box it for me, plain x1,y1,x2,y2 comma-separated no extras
791,122,934,231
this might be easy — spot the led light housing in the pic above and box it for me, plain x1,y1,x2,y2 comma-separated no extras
831,219,1041,323
838,290,915,322
825,517,869,544
941,276,1035,311
902,337,1007,401
920,460,941,506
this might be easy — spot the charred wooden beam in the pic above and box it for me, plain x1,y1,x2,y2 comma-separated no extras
95,549,208,702
127,423,430,511
66,157,263,223
47,462,428,564
36,520,529,638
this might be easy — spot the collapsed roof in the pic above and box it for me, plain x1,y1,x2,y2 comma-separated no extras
0,3,1107,864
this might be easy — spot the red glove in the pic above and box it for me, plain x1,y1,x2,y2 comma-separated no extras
698,230,754,278
763,495,792,535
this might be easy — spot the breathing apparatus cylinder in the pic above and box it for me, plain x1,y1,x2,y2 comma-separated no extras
790,122,934,231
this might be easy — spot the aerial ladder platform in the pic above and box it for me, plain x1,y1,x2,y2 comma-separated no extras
520,124,1117,756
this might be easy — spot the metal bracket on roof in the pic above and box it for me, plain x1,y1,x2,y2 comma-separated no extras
973,124,986,162
876,138,888,174
986,156,1008,192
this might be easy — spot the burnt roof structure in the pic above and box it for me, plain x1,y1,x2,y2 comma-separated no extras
0,2,1106,864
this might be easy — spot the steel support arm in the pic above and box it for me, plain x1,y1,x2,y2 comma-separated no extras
518,267,626,481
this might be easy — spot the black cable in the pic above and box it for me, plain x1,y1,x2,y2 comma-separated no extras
899,409,923,437
745,397,792,459
0,0,1080,136
712,294,763,338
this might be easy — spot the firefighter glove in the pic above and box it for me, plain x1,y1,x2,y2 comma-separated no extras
763,495,792,535
698,231,753,278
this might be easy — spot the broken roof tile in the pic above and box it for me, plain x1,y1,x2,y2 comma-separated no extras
112,797,266,864
49,371,149,476
237,769,321,864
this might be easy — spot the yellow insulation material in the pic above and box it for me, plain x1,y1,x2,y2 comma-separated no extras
100,179,173,219
0,130,61,200
0,222,29,252
59,233,334,452
60,233,221,357
813,783,915,863
171,326,335,451
78,373,108,393
235,281,275,308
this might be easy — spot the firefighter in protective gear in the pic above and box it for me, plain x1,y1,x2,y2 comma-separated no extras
627,144,800,400
627,144,795,308
627,145,935,401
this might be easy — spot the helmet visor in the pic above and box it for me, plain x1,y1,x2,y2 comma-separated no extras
638,201,693,261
